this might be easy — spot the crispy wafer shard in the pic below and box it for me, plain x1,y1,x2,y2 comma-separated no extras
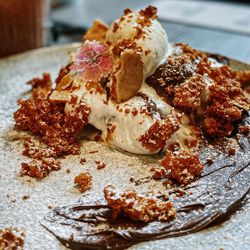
49,90,71,102
83,20,109,42
56,74,73,91
111,50,143,103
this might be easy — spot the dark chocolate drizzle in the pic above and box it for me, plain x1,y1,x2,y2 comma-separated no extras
41,114,250,250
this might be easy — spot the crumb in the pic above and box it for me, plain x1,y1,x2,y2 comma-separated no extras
66,169,71,174
97,162,106,170
206,157,214,164
227,147,236,156
74,172,92,193
239,125,250,134
80,158,86,164
88,150,98,154
139,113,180,152
22,194,30,200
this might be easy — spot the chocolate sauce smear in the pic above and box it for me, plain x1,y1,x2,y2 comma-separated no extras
41,114,250,250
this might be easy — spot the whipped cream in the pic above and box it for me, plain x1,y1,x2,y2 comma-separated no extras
65,78,172,154
106,11,171,77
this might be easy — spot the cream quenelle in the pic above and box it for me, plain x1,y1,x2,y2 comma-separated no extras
106,9,171,77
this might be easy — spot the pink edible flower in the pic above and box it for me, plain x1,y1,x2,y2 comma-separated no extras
70,40,113,81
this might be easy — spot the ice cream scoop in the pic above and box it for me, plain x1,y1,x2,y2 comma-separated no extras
106,8,170,77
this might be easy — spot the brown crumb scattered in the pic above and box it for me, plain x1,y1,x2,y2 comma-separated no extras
74,172,92,193
27,73,52,99
22,194,30,200
80,158,86,164
160,150,203,185
104,185,176,222
14,95,90,157
96,162,106,170
227,147,236,156
139,5,157,20
88,150,98,154
23,138,57,160
0,227,25,250
124,8,132,15
66,169,71,174
152,168,167,180
206,157,214,165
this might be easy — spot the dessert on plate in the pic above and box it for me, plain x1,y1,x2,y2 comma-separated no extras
11,5,250,250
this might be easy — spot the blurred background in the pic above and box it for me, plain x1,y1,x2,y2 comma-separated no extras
0,0,250,62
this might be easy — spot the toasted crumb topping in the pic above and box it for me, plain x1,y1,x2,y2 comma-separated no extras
14,83,90,156
173,75,206,111
0,227,25,250
139,113,181,152
74,172,92,192
139,5,157,20
104,185,176,222
160,150,203,185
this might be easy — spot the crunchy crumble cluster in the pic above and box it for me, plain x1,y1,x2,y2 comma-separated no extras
0,227,25,250
74,172,92,192
104,185,176,222
146,43,249,138
21,159,61,179
197,60,249,137
160,150,203,185
139,113,181,152
173,75,206,111
14,74,90,178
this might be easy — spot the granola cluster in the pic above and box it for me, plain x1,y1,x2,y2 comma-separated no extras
104,185,176,222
